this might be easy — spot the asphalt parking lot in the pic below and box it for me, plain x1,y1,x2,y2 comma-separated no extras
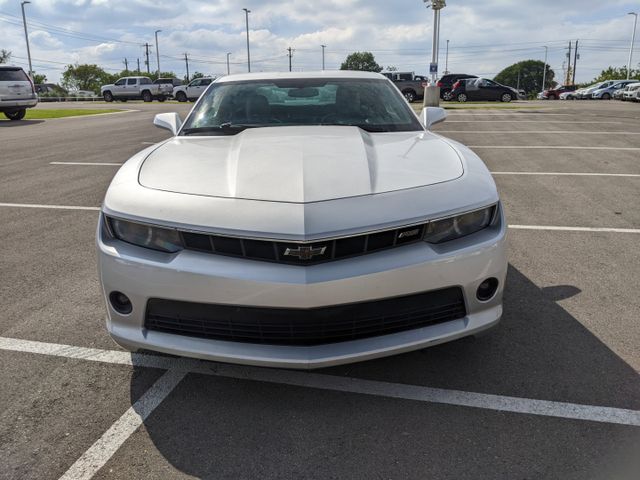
1,100,639,479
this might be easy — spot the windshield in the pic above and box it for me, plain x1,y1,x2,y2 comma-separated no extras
180,78,422,135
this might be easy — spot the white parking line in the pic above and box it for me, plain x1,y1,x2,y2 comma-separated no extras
493,172,640,178
1,336,639,428
0,202,100,211
469,146,640,151
510,225,640,234
50,162,122,166
58,369,187,480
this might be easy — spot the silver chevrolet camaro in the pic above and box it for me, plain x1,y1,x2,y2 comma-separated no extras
97,71,507,369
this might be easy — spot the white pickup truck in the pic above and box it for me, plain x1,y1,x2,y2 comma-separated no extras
172,77,215,102
101,76,168,102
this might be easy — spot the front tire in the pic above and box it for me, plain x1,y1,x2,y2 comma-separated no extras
547,94,556,100
601,93,611,100
4,109,26,121
142,90,153,102
103,91,114,102
500,93,512,102
403,90,416,103
176,91,187,102
457,93,468,102
442,90,453,101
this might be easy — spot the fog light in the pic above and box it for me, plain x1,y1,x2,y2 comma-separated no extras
476,278,499,301
109,291,132,314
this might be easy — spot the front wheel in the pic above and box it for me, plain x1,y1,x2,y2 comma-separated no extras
442,90,453,101
601,93,611,100
403,90,416,103
103,91,114,102
142,90,153,102
547,94,556,100
456,93,468,102
176,91,187,102
500,93,512,103
4,109,26,121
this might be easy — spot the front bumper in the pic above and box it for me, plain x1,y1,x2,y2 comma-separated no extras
97,209,508,369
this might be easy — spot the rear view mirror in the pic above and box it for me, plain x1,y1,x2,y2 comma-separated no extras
420,107,447,130
153,112,182,136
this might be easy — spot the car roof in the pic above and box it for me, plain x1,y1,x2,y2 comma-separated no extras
0,64,26,69
217,70,386,83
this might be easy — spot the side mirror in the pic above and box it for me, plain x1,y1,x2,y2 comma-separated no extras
153,112,182,136
420,107,447,130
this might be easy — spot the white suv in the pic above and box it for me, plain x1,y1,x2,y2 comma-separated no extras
172,77,214,102
0,65,38,120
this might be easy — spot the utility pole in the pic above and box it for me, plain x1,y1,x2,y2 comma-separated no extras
628,12,638,80
516,69,521,91
137,58,140,72
444,39,449,74
226,52,231,75
566,41,572,85
184,53,190,82
287,47,293,72
20,1,33,78
542,46,548,91
123,58,129,72
144,43,151,74
154,30,162,77
321,45,326,70
243,8,251,72
572,39,579,85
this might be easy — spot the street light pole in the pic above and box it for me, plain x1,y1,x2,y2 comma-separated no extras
226,52,231,75
321,44,326,70
627,12,638,80
154,30,161,77
423,0,446,107
243,8,251,72
542,46,548,92
20,1,33,78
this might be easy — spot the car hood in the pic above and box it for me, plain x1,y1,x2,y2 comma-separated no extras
138,126,464,203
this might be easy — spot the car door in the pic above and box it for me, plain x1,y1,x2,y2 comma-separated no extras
475,79,496,100
111,78,126,97
186,79,201,99
0,67,33,102
124,78,138,97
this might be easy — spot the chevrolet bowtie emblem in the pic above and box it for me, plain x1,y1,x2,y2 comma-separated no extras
284,245,327,260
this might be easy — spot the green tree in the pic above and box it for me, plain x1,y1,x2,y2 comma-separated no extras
61,64,112,93
0,49,10,63
340,52,383,72
494,60,555,94
190,71,205,80
593,66,640,82
32,72,47,84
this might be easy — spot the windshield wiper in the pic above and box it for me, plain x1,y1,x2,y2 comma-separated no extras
181,123,260,136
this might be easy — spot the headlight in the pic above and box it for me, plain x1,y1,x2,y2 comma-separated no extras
424,206,496,244
106,217,183,253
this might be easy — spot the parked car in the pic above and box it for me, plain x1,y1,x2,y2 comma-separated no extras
437,73,477,100
101,76,168,102
154,77,183,97
576,81,617,99
622,82,640,101
591,80,638,99
613,84,631,100
97,71,507,369
382,72,427,103
450,77,518,102
0,64,37,120
172,77,215,102
541,84,576,100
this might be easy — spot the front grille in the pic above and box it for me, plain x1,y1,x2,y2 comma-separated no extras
180,222,427,266
144,287,467,346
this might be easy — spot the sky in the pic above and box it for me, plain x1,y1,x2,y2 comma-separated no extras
0,0,638,85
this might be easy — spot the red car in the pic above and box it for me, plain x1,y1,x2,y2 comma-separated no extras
542,85,577,100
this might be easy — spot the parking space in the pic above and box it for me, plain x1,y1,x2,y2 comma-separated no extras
1,101,639,479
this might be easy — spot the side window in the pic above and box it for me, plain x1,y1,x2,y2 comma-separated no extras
127,78,137,85
140,78,151,85
202,79,212,86
189,80,200,87
114,79,125,86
